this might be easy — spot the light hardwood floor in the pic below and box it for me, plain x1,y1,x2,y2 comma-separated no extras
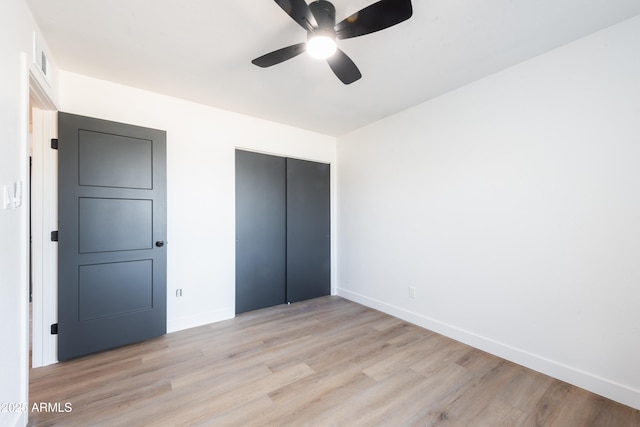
29,296,639,426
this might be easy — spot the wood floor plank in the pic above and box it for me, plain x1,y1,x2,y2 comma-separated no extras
426,360,522,425
362,334,436,381
200,395,275,427
263,372,379,426
331,367,436,425
472,398,526,427
495,365,554,415
162,363,315,426
378,362,475,425
28,296,640,426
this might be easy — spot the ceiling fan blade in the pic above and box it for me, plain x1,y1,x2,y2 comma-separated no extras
274,0,318,32
252,43,307,67
326,48,362,85
334,0,413,40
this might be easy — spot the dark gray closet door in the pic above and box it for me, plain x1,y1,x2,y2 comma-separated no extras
286,158,331,303
57,112,167,361
235,150,287,313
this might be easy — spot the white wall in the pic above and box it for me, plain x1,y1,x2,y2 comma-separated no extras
0,0,58,426
337,15,640,409
58,71,337,333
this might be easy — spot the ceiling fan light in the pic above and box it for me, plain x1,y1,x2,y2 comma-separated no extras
306,34,336,59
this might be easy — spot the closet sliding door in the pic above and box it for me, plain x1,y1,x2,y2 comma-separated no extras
286,158,331,303
235,150,330,314
235,150,286,314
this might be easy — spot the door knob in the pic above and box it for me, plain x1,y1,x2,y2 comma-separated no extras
155,240,165,247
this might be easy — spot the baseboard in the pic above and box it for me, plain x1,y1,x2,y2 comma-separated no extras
337,287,640,410
167,307,235,333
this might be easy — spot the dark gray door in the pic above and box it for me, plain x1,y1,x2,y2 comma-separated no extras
286,158,331,302
57,112,167,361
235,150,286,314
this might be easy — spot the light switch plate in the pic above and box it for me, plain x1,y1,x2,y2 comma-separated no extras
14,181,23,208
3,181,23,209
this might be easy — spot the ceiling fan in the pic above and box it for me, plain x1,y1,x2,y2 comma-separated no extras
252,0,413,84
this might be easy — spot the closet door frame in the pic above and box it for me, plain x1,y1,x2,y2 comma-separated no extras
235,149,332,314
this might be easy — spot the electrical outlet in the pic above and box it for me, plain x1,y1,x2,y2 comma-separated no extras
408,286,416,299
176,288,183,297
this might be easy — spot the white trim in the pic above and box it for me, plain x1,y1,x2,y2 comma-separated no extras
337,287,640,411
28,72,56,111
19,53,30,427
30,105,58,367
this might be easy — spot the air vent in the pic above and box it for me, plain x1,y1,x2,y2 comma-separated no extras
33,32,52,84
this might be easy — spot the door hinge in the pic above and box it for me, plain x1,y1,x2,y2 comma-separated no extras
51,231,58,242
51,138,58,149
50,323,58,335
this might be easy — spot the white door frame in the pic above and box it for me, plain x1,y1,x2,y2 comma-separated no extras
30,72,58,367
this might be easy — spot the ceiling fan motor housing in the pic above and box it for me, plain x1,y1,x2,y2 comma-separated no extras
309,0,336,31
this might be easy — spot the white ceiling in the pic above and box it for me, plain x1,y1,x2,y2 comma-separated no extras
26,0,640,136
